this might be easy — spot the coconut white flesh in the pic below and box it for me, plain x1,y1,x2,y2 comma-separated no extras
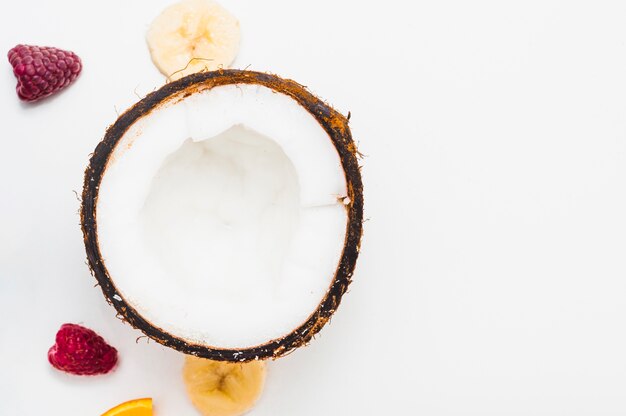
97,84,348,349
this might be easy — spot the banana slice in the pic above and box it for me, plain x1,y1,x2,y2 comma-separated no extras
183,356,266,416
147,0,240,80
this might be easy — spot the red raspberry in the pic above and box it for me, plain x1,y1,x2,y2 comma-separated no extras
48,323,118,376
7,44,82,102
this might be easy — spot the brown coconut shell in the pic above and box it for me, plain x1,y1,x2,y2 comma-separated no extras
81,70,363,362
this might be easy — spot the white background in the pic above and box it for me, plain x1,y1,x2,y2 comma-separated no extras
1,0,626,415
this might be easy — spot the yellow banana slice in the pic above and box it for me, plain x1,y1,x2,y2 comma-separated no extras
183,356,266,416
146,0,240,80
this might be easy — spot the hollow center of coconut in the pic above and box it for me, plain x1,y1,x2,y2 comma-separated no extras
96,84,348,349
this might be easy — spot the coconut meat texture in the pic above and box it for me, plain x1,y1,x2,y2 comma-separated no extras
96,83,350,350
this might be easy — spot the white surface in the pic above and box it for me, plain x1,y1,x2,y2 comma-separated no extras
98,84,348,347
1,0,626,415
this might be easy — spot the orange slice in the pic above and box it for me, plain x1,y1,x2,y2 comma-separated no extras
101,398,153,416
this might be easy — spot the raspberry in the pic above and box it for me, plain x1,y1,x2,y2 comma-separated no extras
48,323,118,376
7,44,82,102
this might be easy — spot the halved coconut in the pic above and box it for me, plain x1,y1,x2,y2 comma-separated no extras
81,70,363,361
